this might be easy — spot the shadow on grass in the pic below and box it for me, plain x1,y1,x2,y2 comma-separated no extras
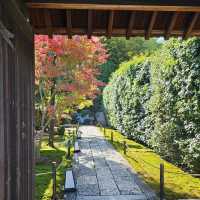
102,129,200,200
35,164,52,200
126,144,144,149
136,170,196,200
106,136,144,149
35,141,71,200
40,149,66,163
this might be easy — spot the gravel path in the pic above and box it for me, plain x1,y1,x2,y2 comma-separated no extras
65,126,156,200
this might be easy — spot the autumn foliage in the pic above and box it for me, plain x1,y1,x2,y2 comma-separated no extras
35,35,108,132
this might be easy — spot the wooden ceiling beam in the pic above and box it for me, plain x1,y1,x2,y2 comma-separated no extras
165,12,178,40
107,11,114,38
34,27,200,37
87,10,93,39
27,3,200,12
184,13,199,39
146,11,157,40
66,10,72,39
126,12,135,39
44,9,52,37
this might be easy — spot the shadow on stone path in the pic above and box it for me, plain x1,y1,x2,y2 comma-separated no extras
64,126,156,200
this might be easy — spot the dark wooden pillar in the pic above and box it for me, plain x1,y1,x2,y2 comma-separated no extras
0,17,6,200
0,1,34,200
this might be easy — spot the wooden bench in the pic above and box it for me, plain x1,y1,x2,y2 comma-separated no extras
74,141,80,153
64,170,76,192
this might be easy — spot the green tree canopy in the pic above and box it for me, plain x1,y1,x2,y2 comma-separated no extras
99,37,161,83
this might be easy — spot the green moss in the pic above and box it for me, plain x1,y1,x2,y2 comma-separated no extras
35,134,73,200
100,128,200,200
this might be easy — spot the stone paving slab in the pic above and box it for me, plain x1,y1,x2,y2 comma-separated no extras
77,175,100,196
65,126,156,200
76,194,147,200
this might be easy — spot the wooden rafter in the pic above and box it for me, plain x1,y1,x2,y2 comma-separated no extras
146,11,157,40
28,1,200,39
126,12,135,39
165,12,178,40
87,10,93,39
107,11,114,38
184,13,199,39
34,27,200,37
66,10,72,39
27,3,200,12
44,9,52,37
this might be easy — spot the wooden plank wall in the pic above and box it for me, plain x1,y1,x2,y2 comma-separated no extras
0,1,34,200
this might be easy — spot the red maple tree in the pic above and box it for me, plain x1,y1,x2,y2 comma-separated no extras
35,35,108,146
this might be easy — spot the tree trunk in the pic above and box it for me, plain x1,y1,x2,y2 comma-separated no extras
49,117,55,147
48,81,56,147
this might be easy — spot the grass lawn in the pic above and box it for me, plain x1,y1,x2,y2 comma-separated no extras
35,134,73,200
100,127,200,200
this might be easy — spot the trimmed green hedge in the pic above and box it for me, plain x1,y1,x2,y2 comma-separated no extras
103,38,200,172
103,56,152,143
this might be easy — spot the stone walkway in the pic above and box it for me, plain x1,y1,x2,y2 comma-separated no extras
65,126,155,200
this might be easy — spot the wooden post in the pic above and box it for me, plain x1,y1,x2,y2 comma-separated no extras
73,131,76,144
103,127,106,136
160,163,164,200
66,140,71,159
52,162,57,200
35,135,41,162
111,131,113,143
67,145,71,158
76,123,79,136
123,141,127,155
